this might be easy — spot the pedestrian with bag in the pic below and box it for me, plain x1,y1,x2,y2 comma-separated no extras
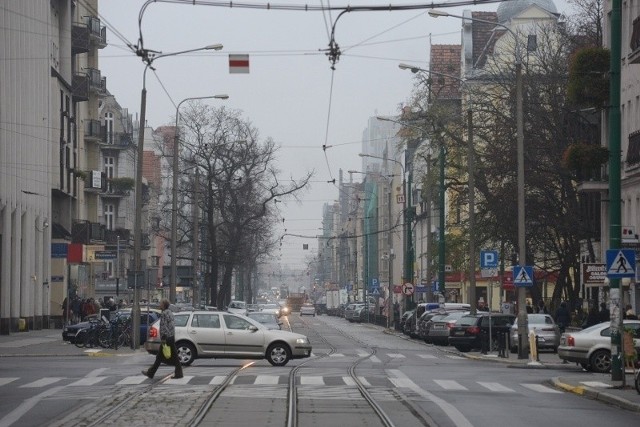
142,298,183,379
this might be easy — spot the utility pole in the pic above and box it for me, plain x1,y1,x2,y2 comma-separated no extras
468,109,477,315
608,0,623,384
193,168,200,307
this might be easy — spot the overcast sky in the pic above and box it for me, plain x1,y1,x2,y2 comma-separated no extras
97,0,573,273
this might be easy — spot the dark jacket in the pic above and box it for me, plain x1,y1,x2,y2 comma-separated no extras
555,305,571,328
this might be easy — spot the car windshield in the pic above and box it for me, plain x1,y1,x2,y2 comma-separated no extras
430,314,448,322
262,304,279,309
442,312,467,321
512,314,554,326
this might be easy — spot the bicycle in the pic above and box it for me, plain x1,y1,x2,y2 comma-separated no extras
74,319,103,348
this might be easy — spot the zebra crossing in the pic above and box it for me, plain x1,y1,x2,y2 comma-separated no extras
0,373,570,395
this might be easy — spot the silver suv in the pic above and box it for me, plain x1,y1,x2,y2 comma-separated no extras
144,311,312,366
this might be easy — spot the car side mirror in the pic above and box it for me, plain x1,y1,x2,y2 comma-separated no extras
248,325,259,332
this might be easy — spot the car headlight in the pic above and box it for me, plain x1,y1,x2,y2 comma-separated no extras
296,338,309,344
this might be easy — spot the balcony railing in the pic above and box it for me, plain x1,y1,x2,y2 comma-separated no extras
100,132,133,149
84,119,102,141
72,220,105,244
71,17,107,55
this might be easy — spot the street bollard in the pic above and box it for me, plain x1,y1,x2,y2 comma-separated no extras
528,330,538,362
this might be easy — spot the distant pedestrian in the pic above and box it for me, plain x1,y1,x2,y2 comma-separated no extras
536,300,547,314
624,304,637,320
554,302,571,333
598,302,610,323
142,299,183,379
582,306,600,329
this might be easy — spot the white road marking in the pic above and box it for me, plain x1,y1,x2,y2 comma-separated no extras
328,353,345,357
116,376,147,385
388,370,473,427
209,376,226,385
356,376,371,387
342,377,357,386
0,378,18,387
300,376,325,385
86,368,109,377
434,380,468,391
417,354,437,359
368,356,382,363
521,383,561,393
165,376,193,385
255,375,280,385
68,377,107,387
387,353,406,359
477,382,514,392
20,378,64,388
0,386,64,427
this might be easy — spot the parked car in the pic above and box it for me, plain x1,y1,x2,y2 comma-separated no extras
355,305,375,323
144,311,312,366
449,313,516,352
510,313,561,353
300,303,316,316
417,311,445,340
426,311,469,346
226,300,247,315
558,320,640,373
344,303,366,322
398,309,415,332
247,312,282,330
422,313,449,343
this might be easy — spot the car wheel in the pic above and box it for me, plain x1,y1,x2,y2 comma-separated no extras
455,345,471,353
580,362,590,371
635,371,640,394
589,349,611,373
266,342,291,366
176,341,196,366
552,346,558,354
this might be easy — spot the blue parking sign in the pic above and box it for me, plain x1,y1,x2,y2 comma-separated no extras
480,250,498,269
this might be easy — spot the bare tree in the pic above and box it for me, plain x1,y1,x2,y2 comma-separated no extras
176,104,313,308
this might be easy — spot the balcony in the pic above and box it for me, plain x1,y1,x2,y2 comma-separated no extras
630,16,640,64
575,167,609,192
100,132,133,150
72,220,105,244
71,17,107,54
72,68,105,102
84,119,102,142
624,130,640,177
83,171,105,192
105,229,131,246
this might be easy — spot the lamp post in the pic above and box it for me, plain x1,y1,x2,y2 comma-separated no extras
171,94,228,307
132,43,223,349
430,9,528,358
398,64,476,315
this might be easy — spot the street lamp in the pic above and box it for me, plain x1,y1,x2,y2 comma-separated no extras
430,9,528,358
132,43,223,349
171,94,229,308
398,64,477,315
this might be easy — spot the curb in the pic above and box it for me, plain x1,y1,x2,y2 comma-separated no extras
550,377,640,413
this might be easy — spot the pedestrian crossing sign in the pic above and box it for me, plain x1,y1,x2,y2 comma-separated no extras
513,266,534,287
606,249,636,278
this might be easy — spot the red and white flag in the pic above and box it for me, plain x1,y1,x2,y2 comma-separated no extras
229,54,249,74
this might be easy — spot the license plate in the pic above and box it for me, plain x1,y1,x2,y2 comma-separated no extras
434,324,443,329
455,331,465,335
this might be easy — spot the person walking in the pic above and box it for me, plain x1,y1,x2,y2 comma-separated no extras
554,302,571,333
142,298,183,379
598,302,610,323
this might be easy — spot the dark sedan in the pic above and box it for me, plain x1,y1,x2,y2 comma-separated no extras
449,313,515,352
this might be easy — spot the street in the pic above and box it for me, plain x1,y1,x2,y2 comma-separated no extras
0,315,639,427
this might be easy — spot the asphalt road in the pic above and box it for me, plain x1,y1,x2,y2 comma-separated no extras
0,315,639,427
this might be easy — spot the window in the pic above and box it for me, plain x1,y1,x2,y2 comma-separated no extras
192,314,220,329
105,112,114,144
104,156,115,192
223,315,252,330
174,314,190,327
105,203,114,230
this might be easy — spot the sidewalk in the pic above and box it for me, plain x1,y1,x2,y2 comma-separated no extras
380,325,640,412
0,327,141,357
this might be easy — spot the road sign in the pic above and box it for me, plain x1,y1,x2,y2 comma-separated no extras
606,249,636,278
94,250,117,260
402,282,414,296
481,268,497,278
370,287,380,296
513,266,534,287
480,250,499,269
